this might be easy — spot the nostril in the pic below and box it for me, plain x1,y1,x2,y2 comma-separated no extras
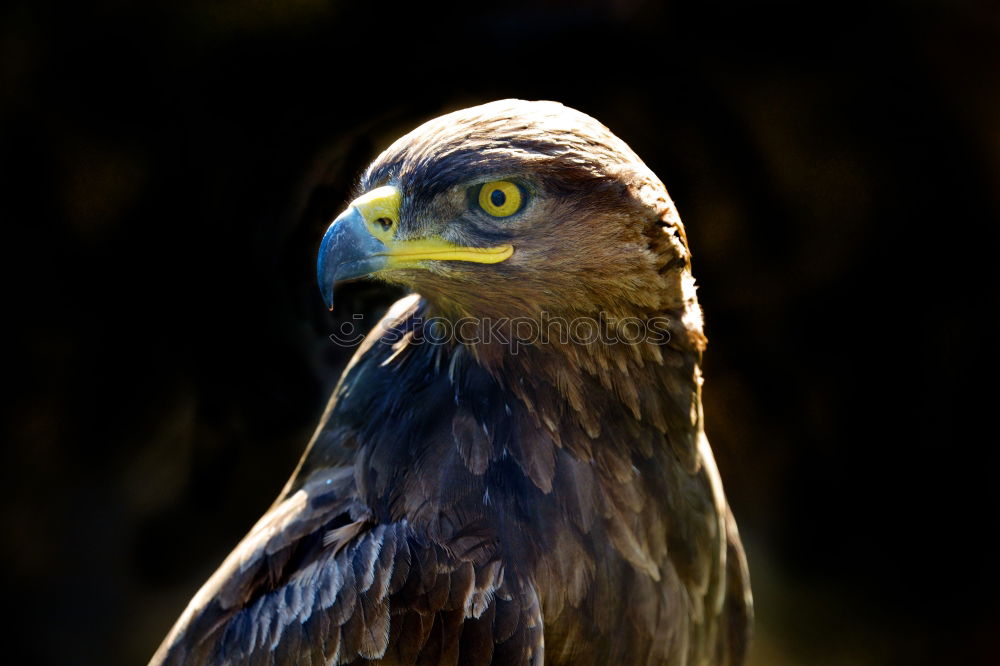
375,217,393,231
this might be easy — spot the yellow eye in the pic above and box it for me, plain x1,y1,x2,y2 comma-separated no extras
477,180,523,217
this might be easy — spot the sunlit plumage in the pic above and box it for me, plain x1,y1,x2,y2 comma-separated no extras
151,99,752,665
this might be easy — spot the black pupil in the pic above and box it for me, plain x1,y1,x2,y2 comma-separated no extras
490,188,506,208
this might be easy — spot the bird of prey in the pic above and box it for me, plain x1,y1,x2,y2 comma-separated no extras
151,99,752,665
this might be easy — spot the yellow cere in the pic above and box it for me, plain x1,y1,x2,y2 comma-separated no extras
353,185,402,244
478,180,522,217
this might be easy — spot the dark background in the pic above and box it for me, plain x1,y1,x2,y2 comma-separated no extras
3,1,998,664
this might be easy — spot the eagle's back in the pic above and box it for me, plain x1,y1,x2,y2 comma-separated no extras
151,296,751,666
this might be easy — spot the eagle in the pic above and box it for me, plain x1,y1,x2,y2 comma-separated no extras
150,99,752,666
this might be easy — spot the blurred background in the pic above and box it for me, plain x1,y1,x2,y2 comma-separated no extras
3,1,998,664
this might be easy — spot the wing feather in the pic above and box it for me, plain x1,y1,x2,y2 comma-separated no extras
151,471,543,665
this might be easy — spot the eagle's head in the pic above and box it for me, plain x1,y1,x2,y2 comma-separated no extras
318,99,696,327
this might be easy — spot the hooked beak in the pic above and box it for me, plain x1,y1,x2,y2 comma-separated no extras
317,201,390,310
317,185,513,310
